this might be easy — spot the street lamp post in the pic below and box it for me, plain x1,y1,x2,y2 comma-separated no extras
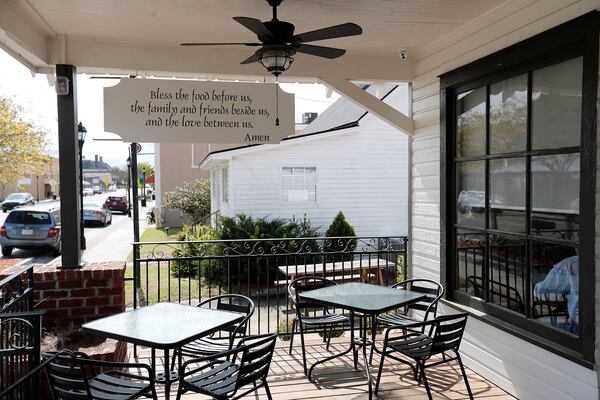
141,167,147,207
78,122,87,250
126,156,132,217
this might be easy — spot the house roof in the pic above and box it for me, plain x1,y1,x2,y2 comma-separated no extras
82,159,111,170
200,84,399,168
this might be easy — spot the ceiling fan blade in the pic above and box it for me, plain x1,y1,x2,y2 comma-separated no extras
233,17,275,41
294,44,346,59
181,42,261,46
293,23,362,43
240,53,260,64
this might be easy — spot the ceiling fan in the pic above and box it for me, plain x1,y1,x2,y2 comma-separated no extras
181,0,363,76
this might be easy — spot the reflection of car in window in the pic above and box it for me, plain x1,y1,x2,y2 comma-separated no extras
457,190,485,213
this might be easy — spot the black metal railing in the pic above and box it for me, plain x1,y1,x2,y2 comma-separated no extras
131,236,408,335
0,264,34,313
0,265,42,399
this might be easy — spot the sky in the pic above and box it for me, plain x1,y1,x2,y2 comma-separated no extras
0,49,339,168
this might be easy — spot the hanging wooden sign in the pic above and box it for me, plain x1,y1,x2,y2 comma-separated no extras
104,79,294,143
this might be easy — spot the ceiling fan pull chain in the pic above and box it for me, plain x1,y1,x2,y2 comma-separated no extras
275,76,280,126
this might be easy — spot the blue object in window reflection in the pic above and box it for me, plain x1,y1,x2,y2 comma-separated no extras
533,255,578,333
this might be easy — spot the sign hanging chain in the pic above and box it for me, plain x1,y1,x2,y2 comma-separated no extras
275,76,280,126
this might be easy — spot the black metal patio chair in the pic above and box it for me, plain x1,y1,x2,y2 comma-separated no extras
42,349,158,400
175,333,278,400
287,276,350,375
171,294,255,370
374,313,473,400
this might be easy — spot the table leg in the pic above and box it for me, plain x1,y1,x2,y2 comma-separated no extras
359,314,373,400
164,349,171,400
307,311,355,380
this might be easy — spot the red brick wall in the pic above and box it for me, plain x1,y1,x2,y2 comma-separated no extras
22,261,126,330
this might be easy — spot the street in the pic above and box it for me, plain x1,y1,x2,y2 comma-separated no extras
0,190,153,265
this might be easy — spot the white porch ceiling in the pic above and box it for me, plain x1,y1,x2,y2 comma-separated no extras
1,0,504,81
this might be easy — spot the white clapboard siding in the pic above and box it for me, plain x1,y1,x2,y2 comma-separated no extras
409,1,600,399
213,87,409,237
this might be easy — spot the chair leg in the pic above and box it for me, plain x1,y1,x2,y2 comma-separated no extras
170,348,178,372
326,327,333,350
419,360,434,400
374,347,387,393
150,384,159,400
299,322,308,375
175,383,184,400
456,353,474,400
263,380,273,400
369,317,376,364
289,319,296,354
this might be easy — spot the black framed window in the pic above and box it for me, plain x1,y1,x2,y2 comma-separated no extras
441,13,598,364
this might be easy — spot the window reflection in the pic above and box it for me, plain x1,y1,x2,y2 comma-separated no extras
457,161,485,228
531,154,579,241
489,158,526,232
456,230,486,298
456,88,486,157
489,236,526,315
490,75,528,154
532,242,579,334
532,57,582,150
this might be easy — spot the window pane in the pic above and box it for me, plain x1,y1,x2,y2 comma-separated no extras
489,158,526,232
456,230,486,298
456,87,486,157
489,235,526,315
532,242,579,335
457,161,485,227
490,75,527,154
532,57,583,150
531,154,579,241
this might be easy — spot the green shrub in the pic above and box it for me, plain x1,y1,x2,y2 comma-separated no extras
277,319,295,341
170,225,220,278
215,213,320,284
325,212,357,261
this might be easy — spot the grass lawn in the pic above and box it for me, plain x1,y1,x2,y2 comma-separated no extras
126,227,206,307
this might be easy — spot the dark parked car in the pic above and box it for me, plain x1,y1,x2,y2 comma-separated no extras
0,208,61,257
104,196,128,214
2,192,35,212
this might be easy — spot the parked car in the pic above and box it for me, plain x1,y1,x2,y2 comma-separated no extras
104,196,128,214
2,192,35,212
0,208,61,257
83,188,94,196
83,203,112,226
92,186,103,194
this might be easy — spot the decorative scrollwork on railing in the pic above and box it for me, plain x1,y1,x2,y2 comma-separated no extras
134,236,407,261
0,317,34,350
0,274,26,312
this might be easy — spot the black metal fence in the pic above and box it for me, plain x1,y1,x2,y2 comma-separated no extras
131,236,408,335
0,265,42,399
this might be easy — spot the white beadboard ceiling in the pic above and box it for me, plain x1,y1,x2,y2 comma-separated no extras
29,0,503,55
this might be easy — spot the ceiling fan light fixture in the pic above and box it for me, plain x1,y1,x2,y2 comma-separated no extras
259,48,294,76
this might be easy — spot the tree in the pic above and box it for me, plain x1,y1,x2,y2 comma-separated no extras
137,161,154,178
110,166,128,185
162,179,211,224
0,97,49,196
325,212,357,261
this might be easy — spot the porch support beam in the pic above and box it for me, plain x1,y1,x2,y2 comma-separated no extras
56,64,82,268
319,76,414,136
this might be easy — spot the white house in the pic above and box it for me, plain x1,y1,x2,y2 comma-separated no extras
200,84,409,237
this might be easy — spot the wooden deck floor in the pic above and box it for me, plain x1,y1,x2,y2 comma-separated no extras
129,335,515,400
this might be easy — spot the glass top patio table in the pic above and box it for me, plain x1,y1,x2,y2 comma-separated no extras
81,302,244,349
298,282,427,314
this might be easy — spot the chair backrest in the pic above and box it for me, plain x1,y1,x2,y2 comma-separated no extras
198,294,255,337
235,333,278,390
42,350,88,400
287,276,338,312
393,278,444,320
429,313,469,354
467,276,524,313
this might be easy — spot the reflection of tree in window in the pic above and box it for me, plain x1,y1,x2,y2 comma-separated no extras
489,75,527,154
456,88,485,157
